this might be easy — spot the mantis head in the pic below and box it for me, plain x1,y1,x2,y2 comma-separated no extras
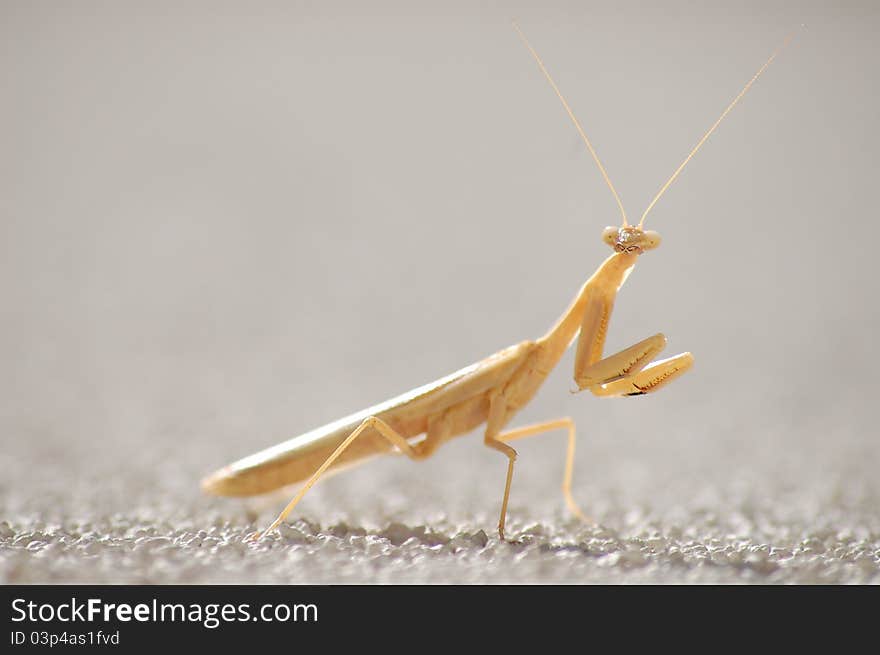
514,23,794,254
603,226,661,254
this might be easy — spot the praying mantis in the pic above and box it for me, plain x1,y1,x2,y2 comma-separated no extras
201,24,793,541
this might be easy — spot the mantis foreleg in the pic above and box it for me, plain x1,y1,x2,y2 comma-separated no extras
573,288,693,396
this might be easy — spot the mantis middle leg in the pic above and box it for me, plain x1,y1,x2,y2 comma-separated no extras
484,337,691,539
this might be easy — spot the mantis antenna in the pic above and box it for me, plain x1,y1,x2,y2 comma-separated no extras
638,32,796,228
513,21,630,228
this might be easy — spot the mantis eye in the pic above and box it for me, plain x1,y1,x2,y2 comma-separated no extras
602,226,618,246
641,231,662,250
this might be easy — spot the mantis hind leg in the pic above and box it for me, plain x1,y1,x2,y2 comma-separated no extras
252,416,430,541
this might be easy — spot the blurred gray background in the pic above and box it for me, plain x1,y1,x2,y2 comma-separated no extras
2,0,878,583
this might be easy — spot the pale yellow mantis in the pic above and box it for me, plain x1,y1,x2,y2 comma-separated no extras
202,24,793,541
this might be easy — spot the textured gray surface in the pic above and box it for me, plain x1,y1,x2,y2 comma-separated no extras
2,1,879,583
3,441,880,583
